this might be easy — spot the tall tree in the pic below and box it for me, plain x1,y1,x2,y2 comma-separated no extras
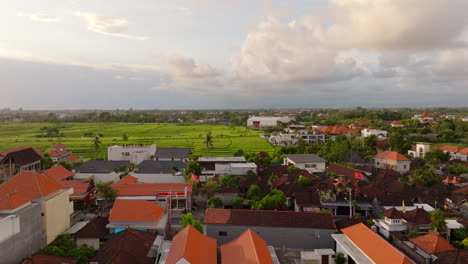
205,132,213,149
180,212,204,234
430,209,447,234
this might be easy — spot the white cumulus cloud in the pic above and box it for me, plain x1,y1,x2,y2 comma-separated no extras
75,12,148,40
17,12,60,22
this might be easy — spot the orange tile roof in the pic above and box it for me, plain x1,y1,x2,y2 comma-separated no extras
109,200,164,222
48,149,69,158
166,225,217,264
204,208,232,224
0,172,67,210
341,223,414,264
111,183,192,196
43,165,75,181
458,148,468,155
221,229,273,264
118,175,139,183
375,151,410,161
61,180,91,195
391,121,404,126
409,233,455,254
70,154,79,161
434,145,461,153
52,143,68,149
320,125,356,135
0,191,34,210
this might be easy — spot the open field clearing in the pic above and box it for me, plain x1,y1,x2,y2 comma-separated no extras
0,123,275,159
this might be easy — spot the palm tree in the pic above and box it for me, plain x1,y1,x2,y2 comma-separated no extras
205,132,213,149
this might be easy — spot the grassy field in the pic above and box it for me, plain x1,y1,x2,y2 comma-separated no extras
0,123,275,159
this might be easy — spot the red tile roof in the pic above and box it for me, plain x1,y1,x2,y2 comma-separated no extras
0,171,67,210
433,145,461,153
404,208,431,225
341,223,414,264
48,149,69,158
61,180,90,196
391,121,404,126
320,125,357,135
0,191,34,210
75,216,109,239
109,200,164,222
70,154,79,161
0,146,43,157
43,165,75,181
111,183,192,196
221,229,273,264
375,151,410,161
52,143,68,149
118,175,138,183
166,225,217,264
383,208,405,219
29,254,78,264
458,148,468,155
205,209,336,229
410,232,455,254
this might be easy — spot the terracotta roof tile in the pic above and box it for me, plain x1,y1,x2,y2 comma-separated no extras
375,151,410,161
43,165,75,181
61,180,90,195
30,254,78,264
221,229,273,264
434,249,468,264
341,223,414,264
109,200,164,222
111,183,192,196
75,216,109,239
410,232,455,254
433,145,461,153
117,174,139,183
0,171,67,210
48,149,69,158
391,121,404,126
383,208,405,219
166,225,217,264
91,229,157,264
0,191,34,210
52,143,68,149
0,146,43,157
204,208,232,224
404,208,431,225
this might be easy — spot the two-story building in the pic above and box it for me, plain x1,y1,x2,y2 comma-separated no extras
108,144,157,164
283,154,327,173
0,147,42,181
374,151,411,174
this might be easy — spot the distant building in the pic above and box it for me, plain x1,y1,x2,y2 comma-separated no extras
412,112,435,124
154,148,192,163
108,144,157,164
408,142,432,159
391,120,405,128
283,154,327,173
0,147,42,181
285,124,308,134
74,160,132,183
197,157,256,181
374,151,411,174
247,116,294,129
133,160,186,183
361,128,388,139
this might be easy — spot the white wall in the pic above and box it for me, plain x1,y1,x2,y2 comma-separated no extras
74,172,121,183
108,144,156,164
133,173,185,183
0,215,20,243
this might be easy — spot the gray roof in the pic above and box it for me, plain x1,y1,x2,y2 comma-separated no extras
75,160,132,173
285,154,327,163
154,148,192,159
136,160,187,174
198,156,246,163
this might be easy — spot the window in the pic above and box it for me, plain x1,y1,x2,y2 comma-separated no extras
376,162,380,165
305,164,317,169
403,165,407,169
219,231,227,236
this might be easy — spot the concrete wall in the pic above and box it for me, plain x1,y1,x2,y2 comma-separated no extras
133,173,185,183
74,172,120,183
42,190,74,244
285,158,326,173
108,145,156,164
206,225,336,250
76,238,100,250
374,158,410,174
0,215,21,242
0,203,45,264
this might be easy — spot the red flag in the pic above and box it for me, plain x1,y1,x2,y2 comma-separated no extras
191,173,200,183
354,172,365,180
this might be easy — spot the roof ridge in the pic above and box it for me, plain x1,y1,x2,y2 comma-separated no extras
247,229,262,263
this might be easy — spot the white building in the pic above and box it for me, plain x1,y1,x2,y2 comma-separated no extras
267,133,298,147
361,128,388,139
408,142,432,159
374,151,411,174
197,157,255,181
108,144,157,164
285,124,308,134
247,116,294,128
283,154,327,173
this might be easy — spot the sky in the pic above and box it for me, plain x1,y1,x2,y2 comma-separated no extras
1,0,468,110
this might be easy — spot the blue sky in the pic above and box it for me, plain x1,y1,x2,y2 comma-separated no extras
1,0,468,109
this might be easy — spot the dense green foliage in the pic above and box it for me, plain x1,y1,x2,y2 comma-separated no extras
251,189,286,210
429,209,447,234
229,197,245,209
203,180,220,197
208,196,223,208
409,168,440,186
220,174,239,188
180,212,204,233
37,233,95,263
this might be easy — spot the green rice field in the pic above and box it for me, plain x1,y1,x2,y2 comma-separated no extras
0,123,275,159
